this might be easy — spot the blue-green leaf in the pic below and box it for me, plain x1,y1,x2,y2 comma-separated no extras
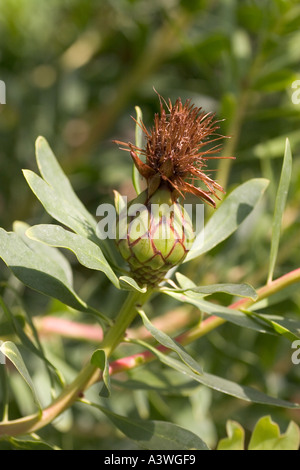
81,400,210,450
0,228,111,325
163,289,272,334
133,339,300,408
162,273,258,300
267,138,292,283
113,190,127,216
132,106,144,196
24,136,117,266
13,220,73,287
119,276,147,293
0,297,65,387
23,170,95,241
0,341,42,412
26,224,119,289
137,308,203,375
3,435,60,450
90,349,111,398
35,136,96,228
184,178,269,262
242,310,300,342
164,288,300,339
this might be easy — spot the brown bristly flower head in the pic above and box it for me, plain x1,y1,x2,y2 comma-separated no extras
114,94,234,207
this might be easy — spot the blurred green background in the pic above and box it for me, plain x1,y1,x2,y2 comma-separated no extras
1,0,300,450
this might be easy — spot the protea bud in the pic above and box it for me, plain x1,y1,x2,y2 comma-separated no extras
114,94,233,287
116,186,195,287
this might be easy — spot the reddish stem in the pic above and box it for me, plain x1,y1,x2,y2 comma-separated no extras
36,317,103,342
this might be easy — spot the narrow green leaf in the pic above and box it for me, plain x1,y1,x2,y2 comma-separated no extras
32,136,117,265
137,308,203,375
163,289,274,334
164,289,300,340
248,283,299,311
165,289,300,341
187,284,257,299
0,341,41,412
119,276,147,293
217,420,245,450
113,190,127,216
13,220,73,287
112,367,199,394
81,400,210,450
132,106,144,195
134,106,143,151
185,178,269,262
268,138,292,283
0,228,111,325
26,224,119,289
248,416,300,450
242,310,300,342
4,435,60,450
133,339,300,408
0,297,65,387
163,273,258,300
171,273,299,340
23,170,96,241
175,273,196,289
90,349,111,397
35,136,96,228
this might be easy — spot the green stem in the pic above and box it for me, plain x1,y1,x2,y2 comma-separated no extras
101,290,148,357
0,362,98,437
0,290,149,437
2,268,299,436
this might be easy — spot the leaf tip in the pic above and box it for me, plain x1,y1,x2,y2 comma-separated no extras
35,135,47,148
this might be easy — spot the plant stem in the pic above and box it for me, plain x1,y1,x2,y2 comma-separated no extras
0,290,149,437
100,291,147,357
0,361,98,437
2,268,299,436
34,305,194,343
35,316,104,342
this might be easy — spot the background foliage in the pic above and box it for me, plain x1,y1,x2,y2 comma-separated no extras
1,0,300,450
